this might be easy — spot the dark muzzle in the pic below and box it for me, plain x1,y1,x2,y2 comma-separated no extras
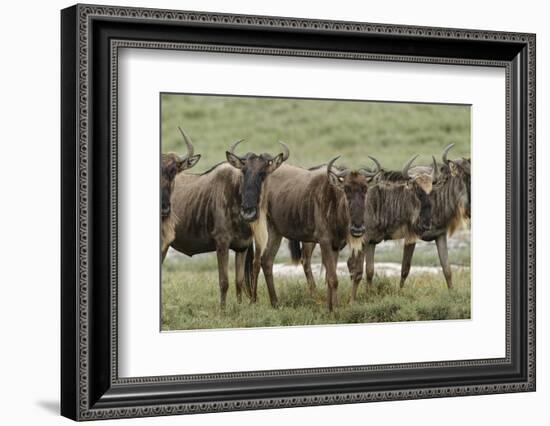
240,206,258,222
161,205,171,218
350,224,366,237
415,186,433,232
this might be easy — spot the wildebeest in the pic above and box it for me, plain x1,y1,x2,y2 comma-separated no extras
351,156,436,299
169,139,290,307
161,127,201,262
347,144,470,293
395,144,470,289
253,157,376,311
293,155,435,302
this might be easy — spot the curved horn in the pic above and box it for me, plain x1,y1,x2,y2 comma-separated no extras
278,141,290,161
360,155,381,177
327,156,341,176
359,168,376,177
432,156,439,181
228,138,245,157
402,154,419,178
368,155,382,174
442,143,455,165
177,126,194,159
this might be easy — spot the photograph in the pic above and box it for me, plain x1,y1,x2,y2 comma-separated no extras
160,94,472,331
58,3,536,421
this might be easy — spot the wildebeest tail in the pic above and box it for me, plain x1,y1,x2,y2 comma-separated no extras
243,244,254,298
288,239,302,265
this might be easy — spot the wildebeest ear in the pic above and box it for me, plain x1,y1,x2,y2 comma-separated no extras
269,153,285,171
448,160,459,175
226,151,245,169
328,171,345,188
181,154,201,171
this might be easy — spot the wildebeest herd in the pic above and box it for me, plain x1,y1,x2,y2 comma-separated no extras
162,127,471,312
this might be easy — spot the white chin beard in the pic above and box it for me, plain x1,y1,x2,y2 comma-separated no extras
347,235,364,254
250,212,268,255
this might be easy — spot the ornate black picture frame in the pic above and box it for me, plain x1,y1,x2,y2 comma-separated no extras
61,3,536,421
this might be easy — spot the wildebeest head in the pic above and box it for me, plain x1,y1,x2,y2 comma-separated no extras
364,155,436,232
403,154,437,195
327,156,375,238
161,127,201,218
226,139,290,222
407,156,437,232
441,143,471,218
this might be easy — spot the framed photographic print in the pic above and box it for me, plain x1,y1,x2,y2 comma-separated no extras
61,4,536,421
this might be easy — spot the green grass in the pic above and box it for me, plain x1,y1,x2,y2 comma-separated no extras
161,262,470,330
161,94,470,171
161,94,471,330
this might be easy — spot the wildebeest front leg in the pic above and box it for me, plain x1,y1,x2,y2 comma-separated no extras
435,234,453,289
250,249,261,303
365,243,376,288
260,233,283,308
319,242,339,311
400,243,416,288
235,250,245,304
216,245,230,308
301,242,317,295
348,247,365,304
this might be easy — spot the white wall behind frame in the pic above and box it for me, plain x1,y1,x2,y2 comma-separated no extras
118,48,506,377
1,1,546,425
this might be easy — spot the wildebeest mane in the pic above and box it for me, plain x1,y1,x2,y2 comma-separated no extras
188,161,228,176
375,170,406,182
366,182,422,239
308,163,348,172
429,174,468,235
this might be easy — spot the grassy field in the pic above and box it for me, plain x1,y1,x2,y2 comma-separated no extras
161,94,471,330
162,253,471,330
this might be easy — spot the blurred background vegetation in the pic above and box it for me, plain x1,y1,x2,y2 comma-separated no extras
160,94,471,331
161,94,470,171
